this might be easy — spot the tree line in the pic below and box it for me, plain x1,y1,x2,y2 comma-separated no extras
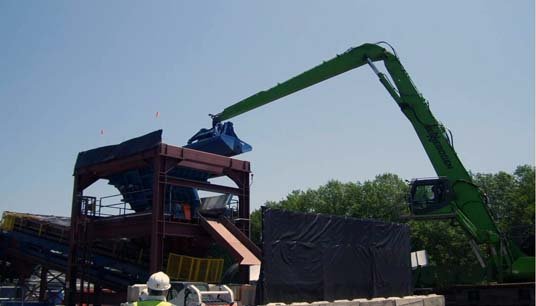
249,165,535,286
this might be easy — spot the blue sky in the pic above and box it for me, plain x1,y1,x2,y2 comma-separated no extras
0,1,534,216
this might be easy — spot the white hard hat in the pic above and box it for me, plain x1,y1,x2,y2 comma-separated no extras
147,271,171,291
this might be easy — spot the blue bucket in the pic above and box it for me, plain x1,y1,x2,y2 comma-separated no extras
185,122,252,157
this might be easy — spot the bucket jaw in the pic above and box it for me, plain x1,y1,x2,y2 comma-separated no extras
185,122,252,157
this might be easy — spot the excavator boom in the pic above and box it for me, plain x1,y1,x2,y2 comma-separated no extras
203,43,534,282
213,44,386,123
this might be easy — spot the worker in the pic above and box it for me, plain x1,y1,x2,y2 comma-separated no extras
128,272,174,306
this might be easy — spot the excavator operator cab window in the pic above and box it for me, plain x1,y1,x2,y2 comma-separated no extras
413,185,437,203
409,177,452,215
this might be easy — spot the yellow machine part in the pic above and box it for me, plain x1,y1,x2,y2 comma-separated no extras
166,253,224,283
0,212,20,231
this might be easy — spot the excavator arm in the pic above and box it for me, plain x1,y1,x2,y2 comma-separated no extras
211,44,386,123
205,43,533,281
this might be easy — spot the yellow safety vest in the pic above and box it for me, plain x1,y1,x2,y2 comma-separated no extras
132,300,174,306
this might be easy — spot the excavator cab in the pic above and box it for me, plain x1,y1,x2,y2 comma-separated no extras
409,177,453,215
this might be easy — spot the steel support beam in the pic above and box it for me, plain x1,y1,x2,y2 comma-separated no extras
75,150,156,179
161,175,243,195
161,144,250,173
39,266,48,301
87,213,206,239
66,175,82,306
150,155,164,273
227,170,251,236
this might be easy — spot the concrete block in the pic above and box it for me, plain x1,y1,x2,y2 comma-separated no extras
394,296,424,306
227,284,241,301
263,295,443,306
351,298,368,303
358,297,395,306
239,284,256,306
351,298,368,306
333,299,358,306
422,294,444,306
126,284,147,302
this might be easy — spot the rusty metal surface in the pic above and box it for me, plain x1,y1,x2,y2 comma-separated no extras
161,144,251,173
150,155,164,273
202,218,260,266
66,140,254,305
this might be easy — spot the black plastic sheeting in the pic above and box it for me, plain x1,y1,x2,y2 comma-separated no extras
74,130,162,170
258,209,411,304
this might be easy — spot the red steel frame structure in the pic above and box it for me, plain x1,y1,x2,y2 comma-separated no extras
66,143,251,305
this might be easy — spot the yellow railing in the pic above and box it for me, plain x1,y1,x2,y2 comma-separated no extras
0,212,19,231
166,253,224,283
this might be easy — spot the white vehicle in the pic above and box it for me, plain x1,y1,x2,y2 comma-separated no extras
168,282,236,306
127,282,236,306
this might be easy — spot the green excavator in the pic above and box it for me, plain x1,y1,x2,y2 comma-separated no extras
190,42,534,283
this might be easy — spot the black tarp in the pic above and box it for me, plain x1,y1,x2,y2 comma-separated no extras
74,130,162,170
259,209,411,303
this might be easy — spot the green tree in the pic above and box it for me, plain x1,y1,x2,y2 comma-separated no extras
473,165,535,245
408,220,481,286
250,209,262,245
249,173,409,244
349,173,409,221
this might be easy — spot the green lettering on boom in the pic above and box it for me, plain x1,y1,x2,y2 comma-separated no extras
425,126,453,169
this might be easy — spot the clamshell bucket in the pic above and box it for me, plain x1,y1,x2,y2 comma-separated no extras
185,122,252,157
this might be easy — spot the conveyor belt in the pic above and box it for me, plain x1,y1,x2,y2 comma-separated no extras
0,212,148,290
